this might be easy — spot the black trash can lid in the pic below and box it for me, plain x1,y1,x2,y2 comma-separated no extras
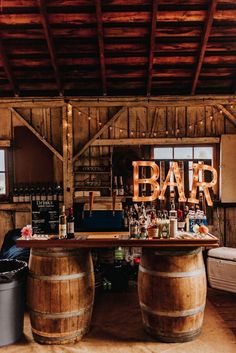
0,259,28,283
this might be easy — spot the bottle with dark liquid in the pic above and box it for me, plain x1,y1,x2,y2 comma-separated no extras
59,205,67,239
67,207,75,239
113,176,118,196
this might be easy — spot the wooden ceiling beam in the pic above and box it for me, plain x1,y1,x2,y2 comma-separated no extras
147,0,158,96
95,0,107,96
37,0,63,96
0,40,19,96
191,0,218,95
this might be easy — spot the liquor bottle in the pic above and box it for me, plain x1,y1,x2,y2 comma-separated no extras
58,185,63,202
24,185,30,202
47,185,53,201
118,176,124,196
113,176,118,196
59,205,67,239
13,186,19,203
18,185,24,203
123,205,129,229
67,207,75,239
35,185,41,201
40,185,47,201
31,185,36,201
53,184,58,201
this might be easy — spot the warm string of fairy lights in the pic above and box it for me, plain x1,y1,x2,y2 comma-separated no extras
74,105,232,137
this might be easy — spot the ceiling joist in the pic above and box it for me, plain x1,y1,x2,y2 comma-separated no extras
37,0,63,96
95,0,107,96
147,0,158,96
191,0,218,95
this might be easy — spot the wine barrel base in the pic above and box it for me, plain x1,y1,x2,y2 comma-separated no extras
32,328,89,345
27,248,95,345
144,326,202,343
138,248,207,343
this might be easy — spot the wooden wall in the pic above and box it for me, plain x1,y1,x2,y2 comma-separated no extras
0,96,236,248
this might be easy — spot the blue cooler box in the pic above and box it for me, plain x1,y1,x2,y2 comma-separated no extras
82,210,123,231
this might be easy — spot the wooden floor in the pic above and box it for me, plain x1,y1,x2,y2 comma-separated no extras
207,287,236,337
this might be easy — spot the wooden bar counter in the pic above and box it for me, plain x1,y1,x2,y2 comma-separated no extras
17,232,219,344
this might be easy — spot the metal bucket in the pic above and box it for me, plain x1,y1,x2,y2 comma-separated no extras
0,259,27,346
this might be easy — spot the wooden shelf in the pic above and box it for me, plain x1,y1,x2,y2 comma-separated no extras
0,203,31,211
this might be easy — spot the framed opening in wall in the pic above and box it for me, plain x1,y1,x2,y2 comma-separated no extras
152,145,218,204
0,149,7,199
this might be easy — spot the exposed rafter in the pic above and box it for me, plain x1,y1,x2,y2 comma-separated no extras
37,0,63,95
0,40,19,96
95,0,107,95
147,0,158,96
191,0,218,95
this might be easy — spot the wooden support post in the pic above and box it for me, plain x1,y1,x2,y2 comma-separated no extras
62,104,74,209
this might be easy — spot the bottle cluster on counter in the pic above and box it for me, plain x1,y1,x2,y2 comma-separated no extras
58,205,75,239
12,184,63,203
123,201,208,239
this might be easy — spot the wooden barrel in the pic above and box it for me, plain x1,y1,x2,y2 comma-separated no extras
27,248,95,344
138,248,206,343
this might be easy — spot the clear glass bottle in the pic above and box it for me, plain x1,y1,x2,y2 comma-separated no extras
59,205,67,239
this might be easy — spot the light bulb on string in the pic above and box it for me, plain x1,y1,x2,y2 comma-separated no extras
88,116,91,120
142,132,145,137
165,130,168,135
153,132,157,137
220,110,223,114
210,115,213,120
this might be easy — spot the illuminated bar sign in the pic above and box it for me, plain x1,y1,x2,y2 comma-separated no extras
132,161,217,206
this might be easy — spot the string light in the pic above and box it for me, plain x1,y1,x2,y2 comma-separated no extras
73,104,231,138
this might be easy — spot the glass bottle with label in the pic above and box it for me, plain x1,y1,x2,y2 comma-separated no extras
113,176,118,196
67,207,75,239
59,205,67,239
118,176,124,196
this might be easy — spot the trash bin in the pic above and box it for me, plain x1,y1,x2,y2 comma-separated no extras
0,259,28,346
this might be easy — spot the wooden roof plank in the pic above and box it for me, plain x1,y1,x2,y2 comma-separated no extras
37,0,63,96
0,40,19,96
147,0,158,96
95,0,107,96
191,0,218,95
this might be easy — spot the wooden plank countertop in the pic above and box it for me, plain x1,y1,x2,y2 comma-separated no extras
16,231,219,249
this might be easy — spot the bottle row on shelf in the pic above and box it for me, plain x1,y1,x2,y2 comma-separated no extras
12,184,64,203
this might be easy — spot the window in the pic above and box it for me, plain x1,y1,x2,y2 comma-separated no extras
0,149,6,196
153,146,214,191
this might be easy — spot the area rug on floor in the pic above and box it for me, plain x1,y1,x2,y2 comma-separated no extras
3,291,236,353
